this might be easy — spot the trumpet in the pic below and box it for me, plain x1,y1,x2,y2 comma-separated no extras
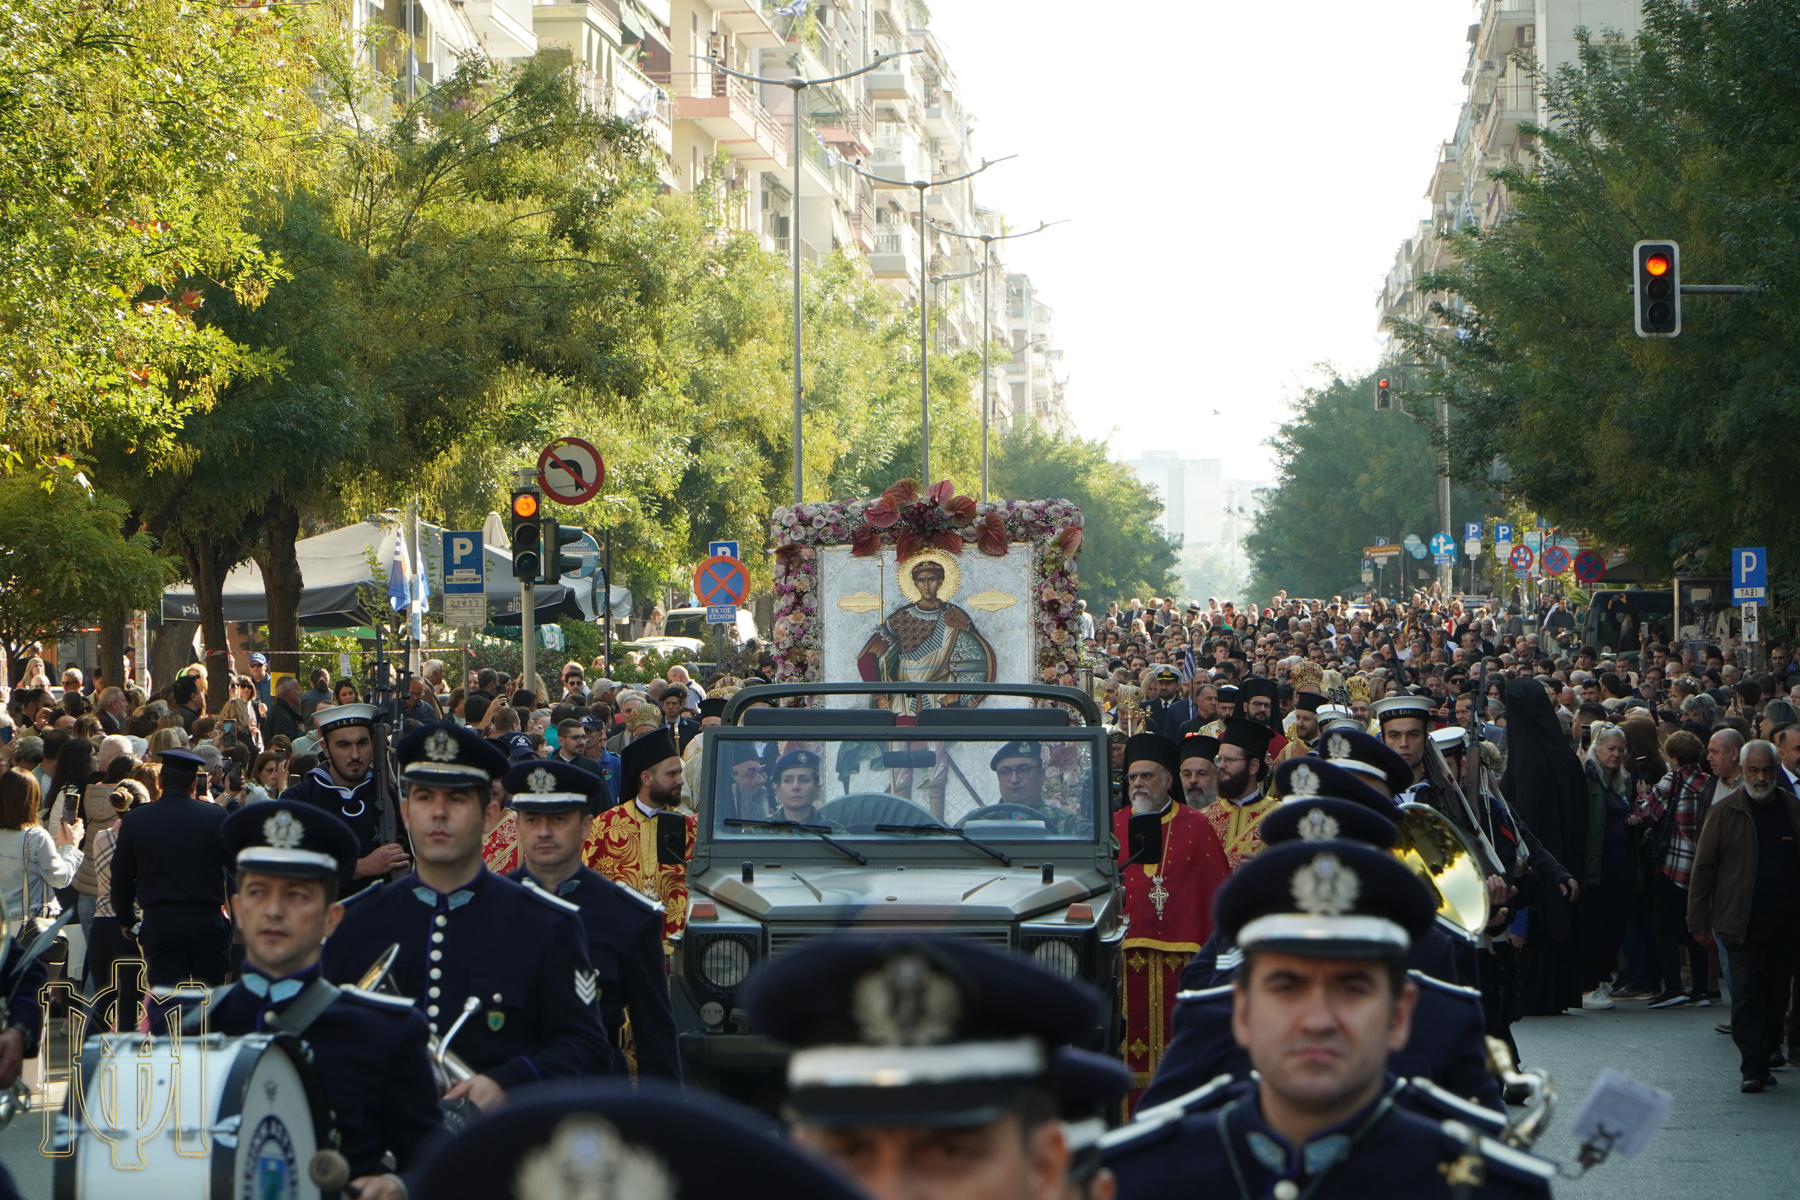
360,944,481,1093
1392,802,1491,940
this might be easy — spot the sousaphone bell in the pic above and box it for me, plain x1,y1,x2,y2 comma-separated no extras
1392,802,1491,939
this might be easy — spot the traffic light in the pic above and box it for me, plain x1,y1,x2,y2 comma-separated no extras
511,487,541,580
1634,240,1680,338
1375,377,1393,410
543,519,585,582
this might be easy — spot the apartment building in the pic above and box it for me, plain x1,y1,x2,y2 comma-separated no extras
1378,0,1642,334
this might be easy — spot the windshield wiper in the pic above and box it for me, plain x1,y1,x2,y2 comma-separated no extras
723,818,868,865
874,823,1012,866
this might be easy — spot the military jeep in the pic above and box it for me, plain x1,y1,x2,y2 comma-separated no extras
671,683,1124,1110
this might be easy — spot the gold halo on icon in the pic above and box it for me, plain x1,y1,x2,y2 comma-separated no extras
895,548,962,604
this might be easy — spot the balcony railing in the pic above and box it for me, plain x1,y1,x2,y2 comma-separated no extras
659,68,788,168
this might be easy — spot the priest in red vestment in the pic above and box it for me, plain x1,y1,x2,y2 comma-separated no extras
1113,732,1230,1113
584,728,695,953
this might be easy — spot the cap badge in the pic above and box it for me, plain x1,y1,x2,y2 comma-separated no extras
1291,851,1359,917
263,810,305,851
852,952,961,1047
1297,808,1340,842
514,1114,674,1200
1326,733,1351,760
425,729,458,763
1288,764,1321,798
527,767,557,794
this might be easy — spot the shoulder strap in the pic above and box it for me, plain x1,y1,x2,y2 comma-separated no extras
179,982,235,1035
265,978,343,1038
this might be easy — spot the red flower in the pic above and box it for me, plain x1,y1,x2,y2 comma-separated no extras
775,543,804,561
976,512,1009,556
944,493,977,520
930,531,964,554
865,498,901,529
850,524,881,557
925,478,956,506
1055,526,1083,555
894,529,923,562
883,478,920,507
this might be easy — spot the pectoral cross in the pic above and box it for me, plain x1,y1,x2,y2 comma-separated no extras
1148,873,1169,919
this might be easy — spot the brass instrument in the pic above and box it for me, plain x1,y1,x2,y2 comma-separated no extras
362,943,481,1092
1392,802,1491,939
1484,1036,1557,1149
1421,737,1509,880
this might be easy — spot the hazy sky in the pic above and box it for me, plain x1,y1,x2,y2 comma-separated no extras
928,1,1479,480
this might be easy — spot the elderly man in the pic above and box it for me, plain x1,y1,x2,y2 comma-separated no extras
1689,739,1800,1092
1113,733,1230,1112
267,675,306,743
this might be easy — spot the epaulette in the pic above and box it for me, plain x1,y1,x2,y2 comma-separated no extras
519,878,581,915
1098,1108,1185,1156
1173,984,1233,1003
1409,969,1482,998
340,985,418,1012
340,880,388,907
616,883,666,913
1402,1077,1506,1134
1130,1072,1236,1125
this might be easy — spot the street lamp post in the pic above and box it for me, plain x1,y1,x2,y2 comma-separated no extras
926,219,1065,500
842,156,1010,482
698,49,921,505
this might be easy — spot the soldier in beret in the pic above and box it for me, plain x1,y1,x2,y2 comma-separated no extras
989,741,1090,836
772,748,826,825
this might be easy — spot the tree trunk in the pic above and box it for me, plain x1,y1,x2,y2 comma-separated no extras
178,532,242,714
253,495,305,678
150,621,200,690
97,609,129,695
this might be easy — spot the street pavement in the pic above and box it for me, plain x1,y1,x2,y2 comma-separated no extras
1,992,1794,1197
1516,998,1800,1198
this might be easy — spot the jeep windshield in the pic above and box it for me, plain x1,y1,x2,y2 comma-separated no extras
709,733,1100,842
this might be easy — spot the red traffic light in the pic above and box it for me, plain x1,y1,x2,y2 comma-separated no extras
1378,379,1389,388
512,492,539,519
1645,254,1671,277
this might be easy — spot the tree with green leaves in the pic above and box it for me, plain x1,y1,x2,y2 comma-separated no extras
0,0,316,462
989,423,1180,603
1391,0,1800,606
1244,372,1498,600
0,466,167,680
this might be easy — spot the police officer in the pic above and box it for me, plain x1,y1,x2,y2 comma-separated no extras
282,703,409,894
745,934,1107,1200
408,1080,865,1200
1104,840,1556,1199
502,758,680,1083
1146,666,1190,737
173,801,440,1200
1057,1047,1132,1200
1316,728,1414,800
321,723,613,1111
1147,760,1501,1113
110,748,232,986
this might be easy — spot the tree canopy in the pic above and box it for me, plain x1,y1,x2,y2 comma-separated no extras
1245,372,1499,600
1391,0,1800,599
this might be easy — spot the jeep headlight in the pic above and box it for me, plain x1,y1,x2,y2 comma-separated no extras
699,936,755,991
1030,939,1081,981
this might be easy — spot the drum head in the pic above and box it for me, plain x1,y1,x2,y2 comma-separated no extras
221,1035,324,1199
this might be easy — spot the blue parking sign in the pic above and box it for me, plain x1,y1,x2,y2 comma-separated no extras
1733,547,1767,601
443,531,484,594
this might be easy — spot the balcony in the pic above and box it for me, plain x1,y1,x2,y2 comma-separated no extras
1477,82,1536,154
924,92,964,142
867,143,915,188
1475,3,1534,63
714,4,784,49
869,222,919,279
611,57,672,155
665,68,788,169
466,0,538,58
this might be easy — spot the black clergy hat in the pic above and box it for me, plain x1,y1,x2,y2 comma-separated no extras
1217,716,1274,761
396,722,509,788
410,1079,866,1200
221,799,358,891
743,934,1102,1128
1237,676,1277,704
1213,839,1437,959
1293,692,1325,714
697,697,728,721
618,727,680,800
1178,734,1219,762
504,758,605,815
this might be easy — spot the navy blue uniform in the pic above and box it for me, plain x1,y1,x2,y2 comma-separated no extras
109,787,230,986
1141,971,1503,1113
1107,1077,1553,1200
168,965,441,1178
1180,918,1468,992
280,769,392,896
507,865,680,1082
321,867,613,1088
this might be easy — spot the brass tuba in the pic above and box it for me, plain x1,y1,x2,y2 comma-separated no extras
1392,802,1491,939
361,943,481,1093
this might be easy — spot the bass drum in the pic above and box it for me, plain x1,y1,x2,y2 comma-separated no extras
54,1032,331,1199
